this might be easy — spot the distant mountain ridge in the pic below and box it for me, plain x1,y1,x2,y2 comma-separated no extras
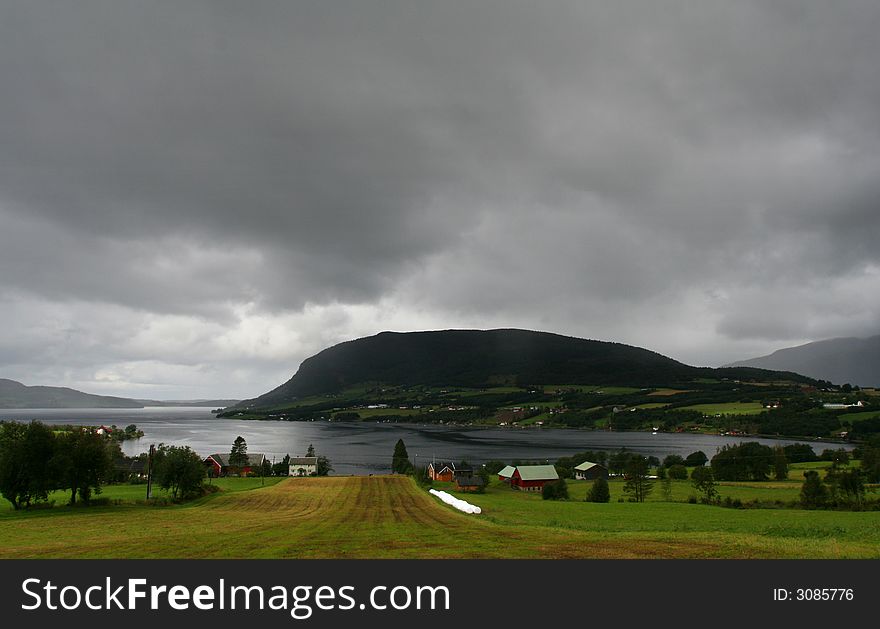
0,378,143,409
725,335,880,387
237,328,813,409
0,379,239,409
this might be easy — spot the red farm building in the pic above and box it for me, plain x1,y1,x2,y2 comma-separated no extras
510,465,559,491
204,453,266,477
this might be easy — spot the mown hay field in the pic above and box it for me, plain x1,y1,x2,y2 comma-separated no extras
1,476,877,559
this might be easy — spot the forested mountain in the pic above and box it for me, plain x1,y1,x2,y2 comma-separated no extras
237,329,811,409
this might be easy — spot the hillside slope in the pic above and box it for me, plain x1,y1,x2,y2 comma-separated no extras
238,329,809,409
726,335,880,387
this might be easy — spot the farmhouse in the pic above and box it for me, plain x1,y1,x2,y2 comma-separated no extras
289,456,319,477
497,465,516,482
427,461,460,482
573,461,608,480
510,465,559,491
204,453,266,477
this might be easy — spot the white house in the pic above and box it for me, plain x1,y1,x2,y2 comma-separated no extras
288,456,318,477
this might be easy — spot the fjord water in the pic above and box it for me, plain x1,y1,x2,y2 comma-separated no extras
0,407,849,475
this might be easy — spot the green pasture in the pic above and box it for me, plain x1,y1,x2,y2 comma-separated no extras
679,402,767,415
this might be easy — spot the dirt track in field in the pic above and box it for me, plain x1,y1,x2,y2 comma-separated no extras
0,476,734,558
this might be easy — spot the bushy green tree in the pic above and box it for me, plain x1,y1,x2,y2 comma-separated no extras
685,451,708,467
800,470,828,509
691,466,719,503
585,477,610,503
783,443,819,463
153,445,205,500
711,442,773,481
662,454,685,468
54,428,113,505
542,478,568,500
316,455,333,476
667,464,688,480
0,421,58,509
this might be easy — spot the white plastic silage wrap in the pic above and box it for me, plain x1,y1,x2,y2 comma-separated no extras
429,488,482,514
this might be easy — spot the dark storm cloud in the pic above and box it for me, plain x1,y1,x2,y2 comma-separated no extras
1,1,880,395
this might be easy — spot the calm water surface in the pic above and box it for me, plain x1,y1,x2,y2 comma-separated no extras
0,407,850,475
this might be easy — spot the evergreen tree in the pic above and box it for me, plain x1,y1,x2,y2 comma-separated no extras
392,439,411,474
586,477,611,503
306,443,316,457
229,436,248,468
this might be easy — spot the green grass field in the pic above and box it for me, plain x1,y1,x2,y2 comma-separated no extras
1,474,878,559
679,402,767,415
1,477,283,513
839,410,880,423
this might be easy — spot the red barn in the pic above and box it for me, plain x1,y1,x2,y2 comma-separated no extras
498,465,516,482
510,465,559,491
204,453,266,477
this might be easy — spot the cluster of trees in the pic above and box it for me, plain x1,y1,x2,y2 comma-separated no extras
710,442,784,481
800,436,880,509
0,421,116,509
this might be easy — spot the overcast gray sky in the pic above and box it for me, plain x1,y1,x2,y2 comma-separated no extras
1,1,879,399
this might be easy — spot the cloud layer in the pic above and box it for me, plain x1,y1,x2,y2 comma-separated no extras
1,1,879,397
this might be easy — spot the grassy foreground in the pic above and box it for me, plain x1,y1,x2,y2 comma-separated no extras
1,476,878,559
